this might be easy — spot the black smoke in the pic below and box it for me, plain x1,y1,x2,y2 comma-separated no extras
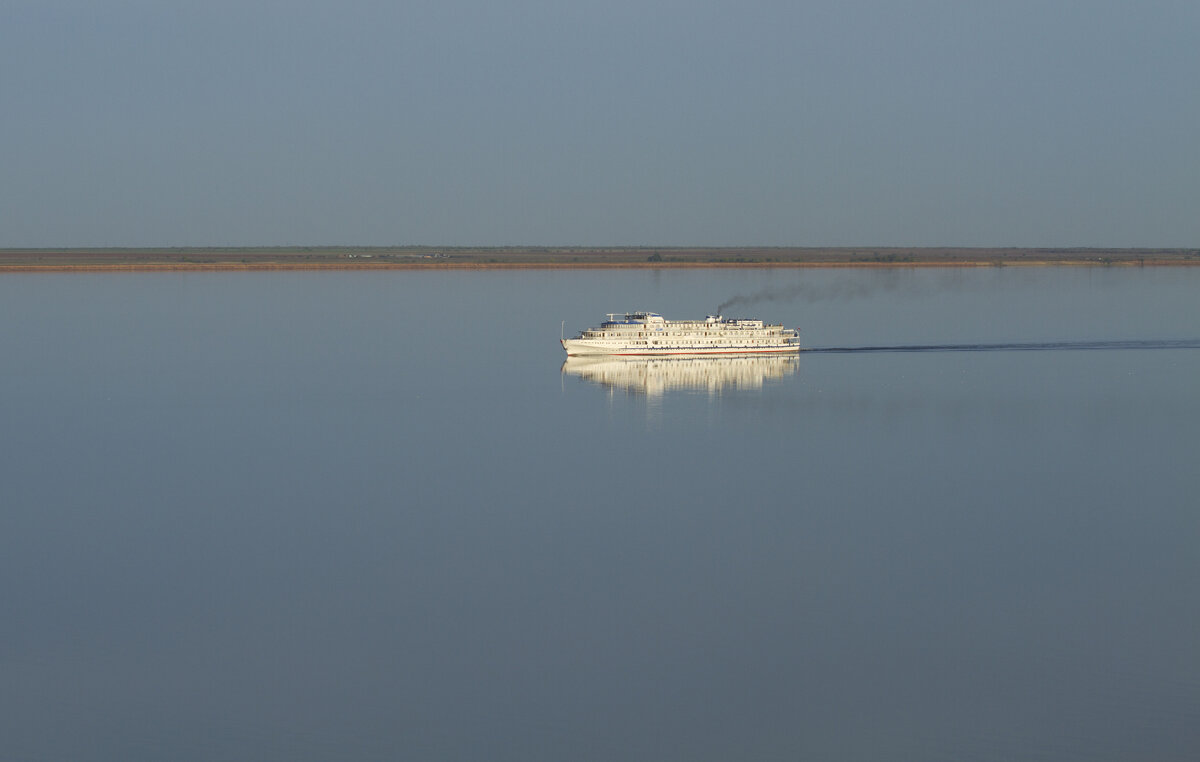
716,272,905,314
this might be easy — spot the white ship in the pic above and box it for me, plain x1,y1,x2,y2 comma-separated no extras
561,312,800,356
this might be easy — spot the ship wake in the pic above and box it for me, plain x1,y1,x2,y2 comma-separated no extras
806,339,1200,354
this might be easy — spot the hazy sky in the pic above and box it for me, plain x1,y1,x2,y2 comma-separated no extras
3,0,1198,247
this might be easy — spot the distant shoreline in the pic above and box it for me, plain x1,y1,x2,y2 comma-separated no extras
2,246,1198,272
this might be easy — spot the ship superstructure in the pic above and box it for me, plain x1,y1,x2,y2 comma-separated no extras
561,312,800,356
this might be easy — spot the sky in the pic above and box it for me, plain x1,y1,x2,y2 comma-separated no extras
2,0,1198,248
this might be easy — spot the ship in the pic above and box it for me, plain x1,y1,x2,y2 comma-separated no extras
561,312,801,356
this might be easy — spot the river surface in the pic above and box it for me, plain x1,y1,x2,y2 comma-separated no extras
2,266,1198,761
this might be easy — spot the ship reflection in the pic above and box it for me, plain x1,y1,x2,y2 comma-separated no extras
561,354,799,397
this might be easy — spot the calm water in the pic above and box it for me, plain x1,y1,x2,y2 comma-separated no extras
2,267,1198,761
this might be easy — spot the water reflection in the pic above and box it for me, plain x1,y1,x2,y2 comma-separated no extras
562,354,799,396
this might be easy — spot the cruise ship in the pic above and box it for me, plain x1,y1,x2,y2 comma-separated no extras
561,312,801,356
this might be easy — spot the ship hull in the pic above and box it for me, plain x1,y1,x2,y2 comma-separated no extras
561,339,801,356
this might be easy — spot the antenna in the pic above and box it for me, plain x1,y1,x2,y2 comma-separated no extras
561,320,565,340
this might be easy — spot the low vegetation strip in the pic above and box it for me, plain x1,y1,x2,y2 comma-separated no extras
2,247,1198,271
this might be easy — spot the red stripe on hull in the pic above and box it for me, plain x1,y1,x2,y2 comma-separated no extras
568,348,801,356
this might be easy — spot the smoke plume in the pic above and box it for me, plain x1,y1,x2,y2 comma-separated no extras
716,273,904,314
